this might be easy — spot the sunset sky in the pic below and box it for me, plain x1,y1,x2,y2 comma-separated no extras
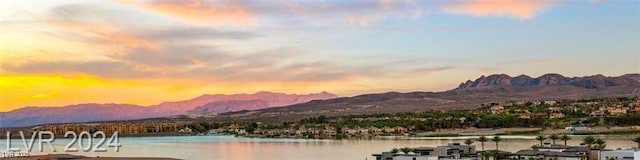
1,0,639,111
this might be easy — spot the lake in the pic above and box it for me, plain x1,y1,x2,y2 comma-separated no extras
2,135,638,160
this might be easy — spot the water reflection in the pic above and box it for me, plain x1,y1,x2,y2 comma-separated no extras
0,135,636,160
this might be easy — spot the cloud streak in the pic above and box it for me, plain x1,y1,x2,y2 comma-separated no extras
116,0,256,27
442,0,557,19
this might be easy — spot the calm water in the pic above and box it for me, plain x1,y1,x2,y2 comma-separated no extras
1,135,638,160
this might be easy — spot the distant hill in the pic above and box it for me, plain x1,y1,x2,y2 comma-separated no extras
209,73,640,123
457,73,640,89
0,91,338,128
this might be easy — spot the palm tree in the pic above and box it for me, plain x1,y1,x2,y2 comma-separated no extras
593,138,606,160
549,134,559,145
492,136,502,151
633,136,640,149
594,138,606,149
536,135,546,146
478,136,488,151
464,139,474,153
531,144,541,151
391,148,399,153
583,136,596,149
560,134,571,146
400,147,414,154
482,151,495,160
464,139,474,146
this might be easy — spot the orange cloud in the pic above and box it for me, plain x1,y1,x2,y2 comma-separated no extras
117,0,256,27
443,0,557,19
40,15,161,57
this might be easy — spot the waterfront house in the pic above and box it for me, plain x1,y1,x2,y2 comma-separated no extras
515,109,532,119
513,150,587,160
513,145,604,160
373,143,477,160
341,127,358,135
549,107,562,112
178,127,192,133
369,127,383,135
600,149,640,160
295,128,307,136
539,144,571,152
632,105,640,113
607,107,628,116
590,110,606,118
533,101,542,106
357,128,370,135
394,126,408,134
383,127,395,133
490,106,505,114
545,101,558,105
550,112,566,119
414,147,436,156
434,143,476,159
322,128,337,136
563,146,600,160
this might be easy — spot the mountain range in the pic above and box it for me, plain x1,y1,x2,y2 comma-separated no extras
0,91,338,128
457,73,640,89
2,73,639,128
207,73,640,123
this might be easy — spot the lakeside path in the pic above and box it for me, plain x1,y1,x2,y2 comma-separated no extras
0,154,180,160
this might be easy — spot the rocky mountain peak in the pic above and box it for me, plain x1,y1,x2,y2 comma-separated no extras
456,73,640,90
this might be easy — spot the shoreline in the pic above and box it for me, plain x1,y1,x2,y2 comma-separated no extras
2,126,639,140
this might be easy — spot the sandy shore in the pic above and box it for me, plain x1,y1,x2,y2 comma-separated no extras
0,154,180,160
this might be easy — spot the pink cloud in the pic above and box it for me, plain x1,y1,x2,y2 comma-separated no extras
116,0,256,27
442,0,557,19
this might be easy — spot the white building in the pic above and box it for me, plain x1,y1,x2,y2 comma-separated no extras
601,149,640,160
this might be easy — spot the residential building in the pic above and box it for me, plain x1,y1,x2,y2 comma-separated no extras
491,106,505,114
563,146,600,160
608,107,628,116
514,109,531,119
545,101,558,105
601,149,640,160
549,107,562,112
590,110,606,118
372,143,477,160
513,150,587,160
550,112,566,119
539,144,571,152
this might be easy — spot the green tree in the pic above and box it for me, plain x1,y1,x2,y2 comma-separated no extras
560,134,571,146
594,138,606,149
400,147,414,154
535,135,546,146
478,136,488,151
583,136,596,149
492,136,502,151
482,150,498,160
464,139,475,153
531,144,541,151
245,122,258,134
633,136,640,149
391,148,399,153
549,134,559,145
464,139,475,146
